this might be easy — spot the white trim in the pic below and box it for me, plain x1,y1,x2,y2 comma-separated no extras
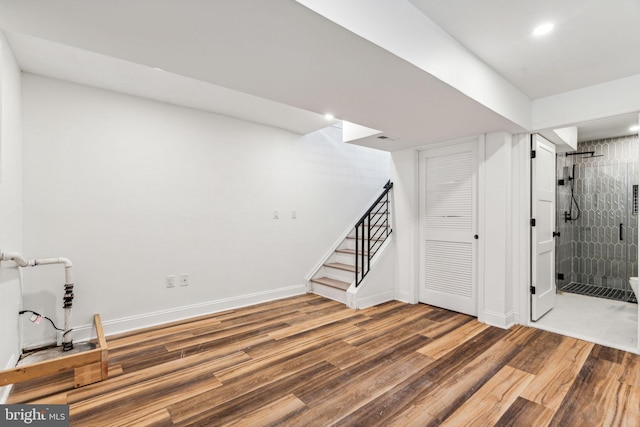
410,149,420,305
477,134,486,323
482,309,516,329
72,284,307,341
354,290,395,309
394,290,414,304
517,134,533,325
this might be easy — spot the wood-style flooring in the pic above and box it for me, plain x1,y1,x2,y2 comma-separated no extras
8,294,640,426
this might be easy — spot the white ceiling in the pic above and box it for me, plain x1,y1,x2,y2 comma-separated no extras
409,0,640,99
0,0,638,149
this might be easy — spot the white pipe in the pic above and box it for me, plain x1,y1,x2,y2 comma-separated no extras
1,250,75,350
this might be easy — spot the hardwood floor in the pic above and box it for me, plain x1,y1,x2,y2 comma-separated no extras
8,294,640,426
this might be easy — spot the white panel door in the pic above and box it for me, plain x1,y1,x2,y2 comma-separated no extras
531,134,556,321
419,141,478,316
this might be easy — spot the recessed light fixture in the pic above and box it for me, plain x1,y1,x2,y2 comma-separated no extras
630,125,640,132
533,22,554,37
324,113,335,121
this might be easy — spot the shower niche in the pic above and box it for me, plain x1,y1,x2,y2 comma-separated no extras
556,135,639,303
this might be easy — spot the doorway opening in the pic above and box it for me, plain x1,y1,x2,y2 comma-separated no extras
555,136,639,304
530,113,639,353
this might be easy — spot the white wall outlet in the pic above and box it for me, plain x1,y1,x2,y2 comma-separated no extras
180,273,189,287
273,209,279,219
292,209,297,219
166,275,175,288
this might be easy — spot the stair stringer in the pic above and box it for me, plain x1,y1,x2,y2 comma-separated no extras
346,237,395,309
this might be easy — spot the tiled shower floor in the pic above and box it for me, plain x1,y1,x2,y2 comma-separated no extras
560,281,637,304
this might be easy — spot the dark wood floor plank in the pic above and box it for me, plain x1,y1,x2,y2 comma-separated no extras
329,318,435,369
507,329,563,374
288,352,434,426
222,393,307,427
167,340,353,424
417,320,489,359
172,362,337,427
68,350,249,404
549,357,639,427
388,338,523,425
494,397,555,427
70,358,224,426
439,365,534,426
419,311,475,339
335,326,512,426
7,294,639,426
590,343,627,364
520,336,593,410
620,351,640,388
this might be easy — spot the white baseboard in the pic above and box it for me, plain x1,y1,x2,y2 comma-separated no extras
394,290,415,304
481,309,516,329
354,290,395,309
72,284,307,342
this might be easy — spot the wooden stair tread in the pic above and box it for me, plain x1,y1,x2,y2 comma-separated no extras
346,236,386,241
324,262,359,272
335,248,368,255
310,277,351,291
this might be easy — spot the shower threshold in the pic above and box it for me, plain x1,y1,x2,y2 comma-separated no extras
559,282,637,304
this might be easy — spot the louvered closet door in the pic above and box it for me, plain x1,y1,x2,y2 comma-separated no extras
419,141,478,316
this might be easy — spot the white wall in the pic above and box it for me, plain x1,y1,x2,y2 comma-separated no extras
390,149,418,303
479,132,515,328
0,31,23,401
21,74,390,346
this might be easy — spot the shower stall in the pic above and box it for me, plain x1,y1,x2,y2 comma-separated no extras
556,135,639,303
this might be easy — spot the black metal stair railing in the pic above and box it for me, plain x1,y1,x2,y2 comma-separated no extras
355,181,393,287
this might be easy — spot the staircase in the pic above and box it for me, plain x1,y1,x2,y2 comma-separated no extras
309,181,393,305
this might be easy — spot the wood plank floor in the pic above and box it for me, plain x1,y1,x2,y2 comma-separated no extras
8,294,640,426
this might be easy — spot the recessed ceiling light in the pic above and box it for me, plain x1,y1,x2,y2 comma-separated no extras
324,113,335,120
630,125,640,132
533,22,554,37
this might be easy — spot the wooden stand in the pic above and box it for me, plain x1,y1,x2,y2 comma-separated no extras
0,314,108,388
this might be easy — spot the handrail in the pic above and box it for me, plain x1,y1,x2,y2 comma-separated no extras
355,181,393,287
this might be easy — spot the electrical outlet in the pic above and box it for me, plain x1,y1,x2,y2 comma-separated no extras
180,273,189,287
273,209,279,219
166,275,175,288
291,209,297,219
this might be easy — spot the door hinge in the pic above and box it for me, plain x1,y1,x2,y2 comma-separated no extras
530,218,536,227
530,150,536,159
530,286,536,295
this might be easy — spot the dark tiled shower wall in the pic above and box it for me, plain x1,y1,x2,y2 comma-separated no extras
556,135,639,291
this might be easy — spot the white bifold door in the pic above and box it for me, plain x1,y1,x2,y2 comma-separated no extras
531,134,557,321
419,140,478,316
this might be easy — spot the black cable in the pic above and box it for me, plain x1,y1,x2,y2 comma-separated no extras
19,309,65,332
